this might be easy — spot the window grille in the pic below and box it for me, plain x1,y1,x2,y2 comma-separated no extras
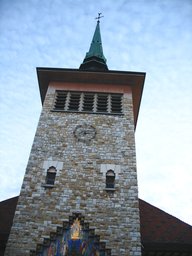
53,91,123,114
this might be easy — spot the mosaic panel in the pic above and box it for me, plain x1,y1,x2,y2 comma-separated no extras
37,218,104,256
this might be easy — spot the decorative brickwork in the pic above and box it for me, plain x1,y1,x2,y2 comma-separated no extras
5,86,141,256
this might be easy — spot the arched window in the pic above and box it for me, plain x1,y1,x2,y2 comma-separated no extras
106,170,115,190
45,166,56,187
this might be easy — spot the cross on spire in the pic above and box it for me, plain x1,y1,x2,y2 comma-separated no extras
95,13,104,23
79,14,108,71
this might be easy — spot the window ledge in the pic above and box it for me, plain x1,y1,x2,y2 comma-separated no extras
44,184,54,188
105,188,115,191
51,109,124,116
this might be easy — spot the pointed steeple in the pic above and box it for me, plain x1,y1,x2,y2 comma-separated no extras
79,18,108,71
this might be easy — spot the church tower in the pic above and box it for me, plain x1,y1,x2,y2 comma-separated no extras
5,17,145,256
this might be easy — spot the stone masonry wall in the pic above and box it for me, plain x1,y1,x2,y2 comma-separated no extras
5,85,141,256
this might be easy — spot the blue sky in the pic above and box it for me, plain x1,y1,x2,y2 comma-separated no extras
0,0,192,225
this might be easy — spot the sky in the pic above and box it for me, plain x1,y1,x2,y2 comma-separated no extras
0,0,192,225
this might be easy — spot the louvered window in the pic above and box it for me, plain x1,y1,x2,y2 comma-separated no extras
82,94,94,112
54,91,67,110
53,91,123,114
68,93,81,111
97,94,108,112
111,95,122,113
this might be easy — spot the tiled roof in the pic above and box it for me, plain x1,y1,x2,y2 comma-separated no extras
0,196,18,237
139,198,192,244
0,196,192,248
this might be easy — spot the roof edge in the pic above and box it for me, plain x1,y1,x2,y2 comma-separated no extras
36,67,146,129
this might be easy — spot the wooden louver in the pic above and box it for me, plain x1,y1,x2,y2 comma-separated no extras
54,91,123,114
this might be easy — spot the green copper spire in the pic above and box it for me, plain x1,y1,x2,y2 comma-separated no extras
79,16,108,71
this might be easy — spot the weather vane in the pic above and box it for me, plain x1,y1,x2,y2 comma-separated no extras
95,13,104,23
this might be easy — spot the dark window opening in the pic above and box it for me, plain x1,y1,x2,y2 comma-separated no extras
47,172,56,185
106,170,115,189
106,176,115,188
45,167,56,188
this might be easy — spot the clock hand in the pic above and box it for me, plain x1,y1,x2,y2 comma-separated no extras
78,130,94,135
86,130,95,133
78,130,86,134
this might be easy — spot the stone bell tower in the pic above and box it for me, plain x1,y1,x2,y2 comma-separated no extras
5,17,145,256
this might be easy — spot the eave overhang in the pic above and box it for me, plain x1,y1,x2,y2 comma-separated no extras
37,68,146,130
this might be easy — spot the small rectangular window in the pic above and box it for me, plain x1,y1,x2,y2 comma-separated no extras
45,167,57,188
106,176,115,188
47,173,56,185
106,170,115,192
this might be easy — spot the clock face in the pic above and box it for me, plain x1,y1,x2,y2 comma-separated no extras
73,124,96,142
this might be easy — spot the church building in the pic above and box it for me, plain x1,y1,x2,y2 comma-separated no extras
3,17,192,256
